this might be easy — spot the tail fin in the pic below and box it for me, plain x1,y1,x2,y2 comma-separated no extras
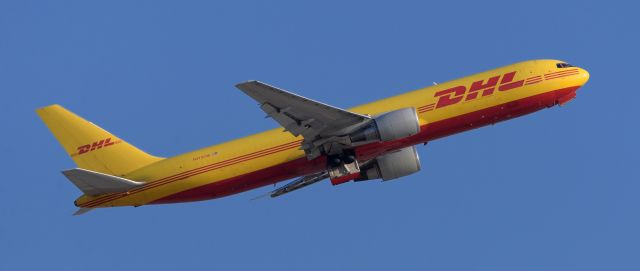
36,105,162,176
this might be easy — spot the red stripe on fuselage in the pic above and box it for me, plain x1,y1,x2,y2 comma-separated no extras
418,104,435,111
80,140,303,207
545,69,579,76
546,70,579,76
151,86,580,205
545,73,579,80
545,70,579,78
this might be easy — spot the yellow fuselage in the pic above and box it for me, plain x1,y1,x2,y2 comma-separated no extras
76,59,590,208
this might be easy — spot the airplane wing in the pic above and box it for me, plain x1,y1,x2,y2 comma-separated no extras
235,81,372,158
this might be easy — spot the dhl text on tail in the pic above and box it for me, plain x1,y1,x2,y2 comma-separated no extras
37,59,590,215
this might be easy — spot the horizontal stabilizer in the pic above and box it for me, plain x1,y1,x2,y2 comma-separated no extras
73,208,94,216
62,168,145,196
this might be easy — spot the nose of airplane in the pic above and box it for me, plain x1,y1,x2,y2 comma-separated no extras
577,67,590,86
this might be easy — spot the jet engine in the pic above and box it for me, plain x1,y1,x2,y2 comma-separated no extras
327,108,421,185
357,146,421,181
349,107,420,143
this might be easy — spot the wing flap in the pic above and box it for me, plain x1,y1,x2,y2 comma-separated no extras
61,168,145,196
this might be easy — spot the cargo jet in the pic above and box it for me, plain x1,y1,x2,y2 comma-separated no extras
37,59,590,215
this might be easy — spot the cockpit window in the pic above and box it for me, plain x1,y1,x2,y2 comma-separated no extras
556,63,575,68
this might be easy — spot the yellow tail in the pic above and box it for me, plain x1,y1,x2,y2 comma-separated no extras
36,105,162,176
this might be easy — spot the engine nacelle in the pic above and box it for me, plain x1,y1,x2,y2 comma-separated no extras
358,146,421,181
350,107,420,143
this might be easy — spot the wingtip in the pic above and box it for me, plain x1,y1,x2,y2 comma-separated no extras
35,104,62,115
73,208,93,216
61,168,76,174
235,80,258,88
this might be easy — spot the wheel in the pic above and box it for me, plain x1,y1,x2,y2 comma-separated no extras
343,155,355,164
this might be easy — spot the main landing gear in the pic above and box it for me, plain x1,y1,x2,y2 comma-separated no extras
327,151,361,185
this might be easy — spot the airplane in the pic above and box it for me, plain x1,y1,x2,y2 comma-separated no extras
36,59,590,215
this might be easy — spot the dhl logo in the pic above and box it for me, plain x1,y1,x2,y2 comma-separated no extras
434,71,524,108
73,138,120,156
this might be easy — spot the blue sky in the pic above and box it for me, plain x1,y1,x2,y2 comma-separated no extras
1,1,639,270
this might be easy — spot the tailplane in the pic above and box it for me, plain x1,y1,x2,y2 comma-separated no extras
61,168,145,196
36,104,162,176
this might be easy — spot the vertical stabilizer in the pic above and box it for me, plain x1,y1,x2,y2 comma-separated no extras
36,105,162,176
